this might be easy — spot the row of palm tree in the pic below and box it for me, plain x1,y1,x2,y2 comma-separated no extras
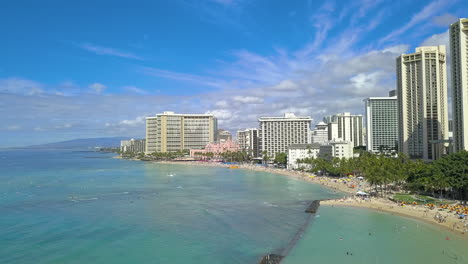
297,151,468,203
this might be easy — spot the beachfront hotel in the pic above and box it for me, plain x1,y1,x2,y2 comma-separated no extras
259,113,312,158
325,112,365,147
396,46,449,160
145,111,217,153
364,91,398,153
319,141,354,159
310,121,329,144
189,139,239,158
287,143,320,169
236,128,261,158
450,18,468,152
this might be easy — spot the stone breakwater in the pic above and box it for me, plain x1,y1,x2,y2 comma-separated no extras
258,200,322,264
305,200,321,213
259,254,283,264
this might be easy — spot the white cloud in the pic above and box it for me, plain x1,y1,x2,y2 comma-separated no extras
102,115,148,134
420,30,449,47
141,67,227,89
89,83,107,94
215,100,229,107
347,71,389,96
271,80,298,91
54,123,75,129
433,13,458,27
382,45,410,54
0,78,43,95
122,86,149,95
119,116,146,126
5,125,21,131
205,109,233,120
79,43,144,60
379,0,454,44
232,96,263,104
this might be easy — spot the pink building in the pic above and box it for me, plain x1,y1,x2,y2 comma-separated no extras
190,140,240,158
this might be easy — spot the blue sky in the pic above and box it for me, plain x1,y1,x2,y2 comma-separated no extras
1,0,467,147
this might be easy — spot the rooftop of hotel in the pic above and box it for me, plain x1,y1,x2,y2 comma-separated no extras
288,143,321,149
146,111,215,119
258,113,312,121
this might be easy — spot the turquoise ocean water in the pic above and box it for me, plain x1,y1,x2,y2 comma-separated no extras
1,149,467,263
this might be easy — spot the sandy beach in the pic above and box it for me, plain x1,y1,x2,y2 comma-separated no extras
156,160,468,237
322,198,468,238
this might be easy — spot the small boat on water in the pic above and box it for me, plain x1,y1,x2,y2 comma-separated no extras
229,166,239,169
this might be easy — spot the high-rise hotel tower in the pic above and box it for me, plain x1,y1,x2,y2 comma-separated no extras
145,111,217,153
364,91,398,153
325,112,364,147
396,46,449,160
450,18,468,152
259,113,312,158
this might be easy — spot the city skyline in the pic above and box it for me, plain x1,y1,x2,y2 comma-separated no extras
1,1,467,147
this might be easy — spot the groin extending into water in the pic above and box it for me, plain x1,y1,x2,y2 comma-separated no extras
259,254,283,264
304,200,321,213
258,200,322,264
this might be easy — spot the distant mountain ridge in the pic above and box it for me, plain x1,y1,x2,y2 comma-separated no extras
13,137,131,149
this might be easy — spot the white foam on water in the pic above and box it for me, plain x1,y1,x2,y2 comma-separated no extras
262,201,278,207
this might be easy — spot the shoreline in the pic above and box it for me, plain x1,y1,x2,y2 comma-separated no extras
119,157,468,238
156,160,357,195
321,198,468,239
156,160,468,238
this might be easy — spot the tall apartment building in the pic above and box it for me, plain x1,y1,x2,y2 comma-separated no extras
396,46,449,160
310,121,329,144
325,112,364,147
259,113,312,157
450,18,468,152
236,128,260,158
145,111,217,153
120,138,146,153
364,91,398,153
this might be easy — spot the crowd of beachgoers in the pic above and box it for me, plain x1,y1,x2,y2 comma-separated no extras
157,160,468,237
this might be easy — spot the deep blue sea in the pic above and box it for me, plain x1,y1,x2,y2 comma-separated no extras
1,149,467,264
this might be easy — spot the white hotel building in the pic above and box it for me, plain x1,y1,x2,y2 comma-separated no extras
287,143,320,169
326,112,364,147
364,92,398,153
451,18,468,152
396,46,449,160
310,121,329,144
319,141,354,160
259,113,312,158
